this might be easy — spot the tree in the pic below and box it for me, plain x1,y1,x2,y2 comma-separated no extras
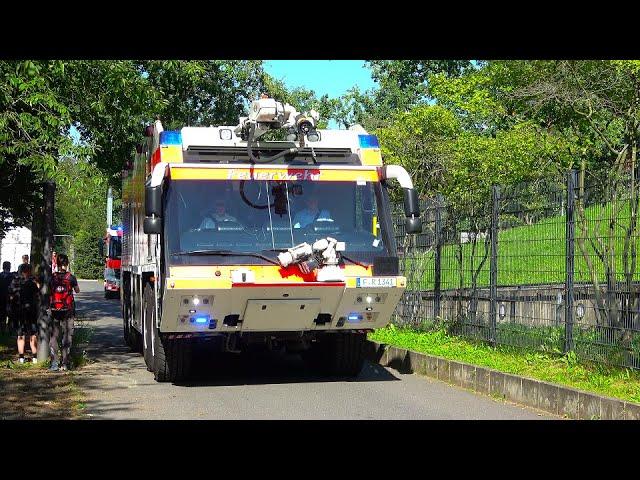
505,60,640,336
0,60,81,238
333,60,474,131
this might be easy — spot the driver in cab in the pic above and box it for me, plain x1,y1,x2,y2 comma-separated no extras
293,192,333,228
199,199,238,229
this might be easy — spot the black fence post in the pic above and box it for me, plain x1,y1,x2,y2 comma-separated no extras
489,185,499,346
434,195,443,321
564,170,576,354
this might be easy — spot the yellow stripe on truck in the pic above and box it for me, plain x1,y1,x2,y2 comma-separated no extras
160,145,183,163
167,278,232,289
169,167,379,183
361,149,383,166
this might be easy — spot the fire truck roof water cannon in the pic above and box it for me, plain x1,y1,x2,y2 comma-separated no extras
120,94,423,382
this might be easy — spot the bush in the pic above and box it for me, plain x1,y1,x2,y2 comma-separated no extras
73,229,102,279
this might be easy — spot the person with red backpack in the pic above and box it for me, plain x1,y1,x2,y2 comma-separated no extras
48,253,79,372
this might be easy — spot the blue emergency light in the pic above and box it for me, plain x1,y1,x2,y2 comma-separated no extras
160,131,182,145
358,135,380,149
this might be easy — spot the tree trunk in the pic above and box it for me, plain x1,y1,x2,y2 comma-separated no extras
36,181,55,362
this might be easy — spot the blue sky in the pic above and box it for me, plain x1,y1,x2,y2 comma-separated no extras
263,60,376,99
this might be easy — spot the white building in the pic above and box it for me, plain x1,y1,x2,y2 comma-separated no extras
0,225,32,271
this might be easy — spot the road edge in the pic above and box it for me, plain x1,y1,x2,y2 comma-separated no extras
365,340,640,420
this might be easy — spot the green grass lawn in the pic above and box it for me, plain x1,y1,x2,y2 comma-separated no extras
403,199,640,290
369,324,640,405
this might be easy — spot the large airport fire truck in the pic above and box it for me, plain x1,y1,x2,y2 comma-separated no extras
121,96,422,382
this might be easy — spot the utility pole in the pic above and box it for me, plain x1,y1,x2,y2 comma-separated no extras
37,180,55,362
107,187,113,227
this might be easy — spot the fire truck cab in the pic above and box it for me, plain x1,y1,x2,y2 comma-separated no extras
121,97,422,382
102,225,122,299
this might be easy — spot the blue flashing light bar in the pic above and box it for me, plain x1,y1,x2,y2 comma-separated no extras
110,225,123,231
194,316,209,324
160,130,182,146
358,135,380,149
347,313,363,322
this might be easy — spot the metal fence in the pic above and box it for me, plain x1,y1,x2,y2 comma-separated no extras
392,168,640,370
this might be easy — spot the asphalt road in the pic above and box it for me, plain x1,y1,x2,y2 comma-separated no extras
73,280,554,420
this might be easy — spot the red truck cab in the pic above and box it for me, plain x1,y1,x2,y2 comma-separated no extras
103,225,123,299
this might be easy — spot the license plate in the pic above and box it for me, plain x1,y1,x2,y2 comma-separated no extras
356,277,396,288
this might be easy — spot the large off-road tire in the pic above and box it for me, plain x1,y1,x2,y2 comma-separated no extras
153,328,193,383
302,332,366,377
142,284,154,371
142,283,192,383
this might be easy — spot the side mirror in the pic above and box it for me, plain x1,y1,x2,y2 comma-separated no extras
403,188,422,234
145,185,162,217
143,216,162,234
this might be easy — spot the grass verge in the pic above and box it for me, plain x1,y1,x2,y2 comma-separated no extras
0,318,94,420
369,324,640,404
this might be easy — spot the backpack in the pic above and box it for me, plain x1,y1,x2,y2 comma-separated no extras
51,272,74,311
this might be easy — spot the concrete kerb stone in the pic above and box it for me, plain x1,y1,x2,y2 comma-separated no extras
461,364,477,390
624,401,640,420
475,367,490,395
489,370,506,400
450,361,464,387
437,357,451,382
535,380,559,415
558,387,580,419
503,374,524,405
365,340,639,420
578,392,602,420
409,351,427,375
424,355,439,377
601,398,625,420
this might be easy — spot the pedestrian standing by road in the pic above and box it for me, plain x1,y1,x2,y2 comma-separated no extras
8,264,39,363
22,254,29,267
49,254,79,372
0,261,15,335
51,251,58,274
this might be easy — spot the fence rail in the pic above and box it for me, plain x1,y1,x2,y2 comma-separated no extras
392,168,640,370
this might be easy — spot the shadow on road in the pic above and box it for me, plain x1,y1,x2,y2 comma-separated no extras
73,288,400,402
75,294,120,321
177,350,399,387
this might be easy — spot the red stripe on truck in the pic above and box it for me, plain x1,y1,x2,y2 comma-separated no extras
232,282,345,288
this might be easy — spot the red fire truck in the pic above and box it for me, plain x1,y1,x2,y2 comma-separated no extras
102,225,123,298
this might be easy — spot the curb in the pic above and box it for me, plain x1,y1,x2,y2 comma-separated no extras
365,340,640,420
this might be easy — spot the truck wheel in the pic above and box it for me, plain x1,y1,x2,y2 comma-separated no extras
153,328,193,383
142,284,154,371
326,332,366,377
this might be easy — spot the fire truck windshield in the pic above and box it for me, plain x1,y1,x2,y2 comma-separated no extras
108,237,122,259
164,179,396,266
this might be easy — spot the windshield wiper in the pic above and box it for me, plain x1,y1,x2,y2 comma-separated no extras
171,250,280,266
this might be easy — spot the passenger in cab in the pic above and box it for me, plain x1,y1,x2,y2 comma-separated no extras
199,199,238,229
293,192,333,229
